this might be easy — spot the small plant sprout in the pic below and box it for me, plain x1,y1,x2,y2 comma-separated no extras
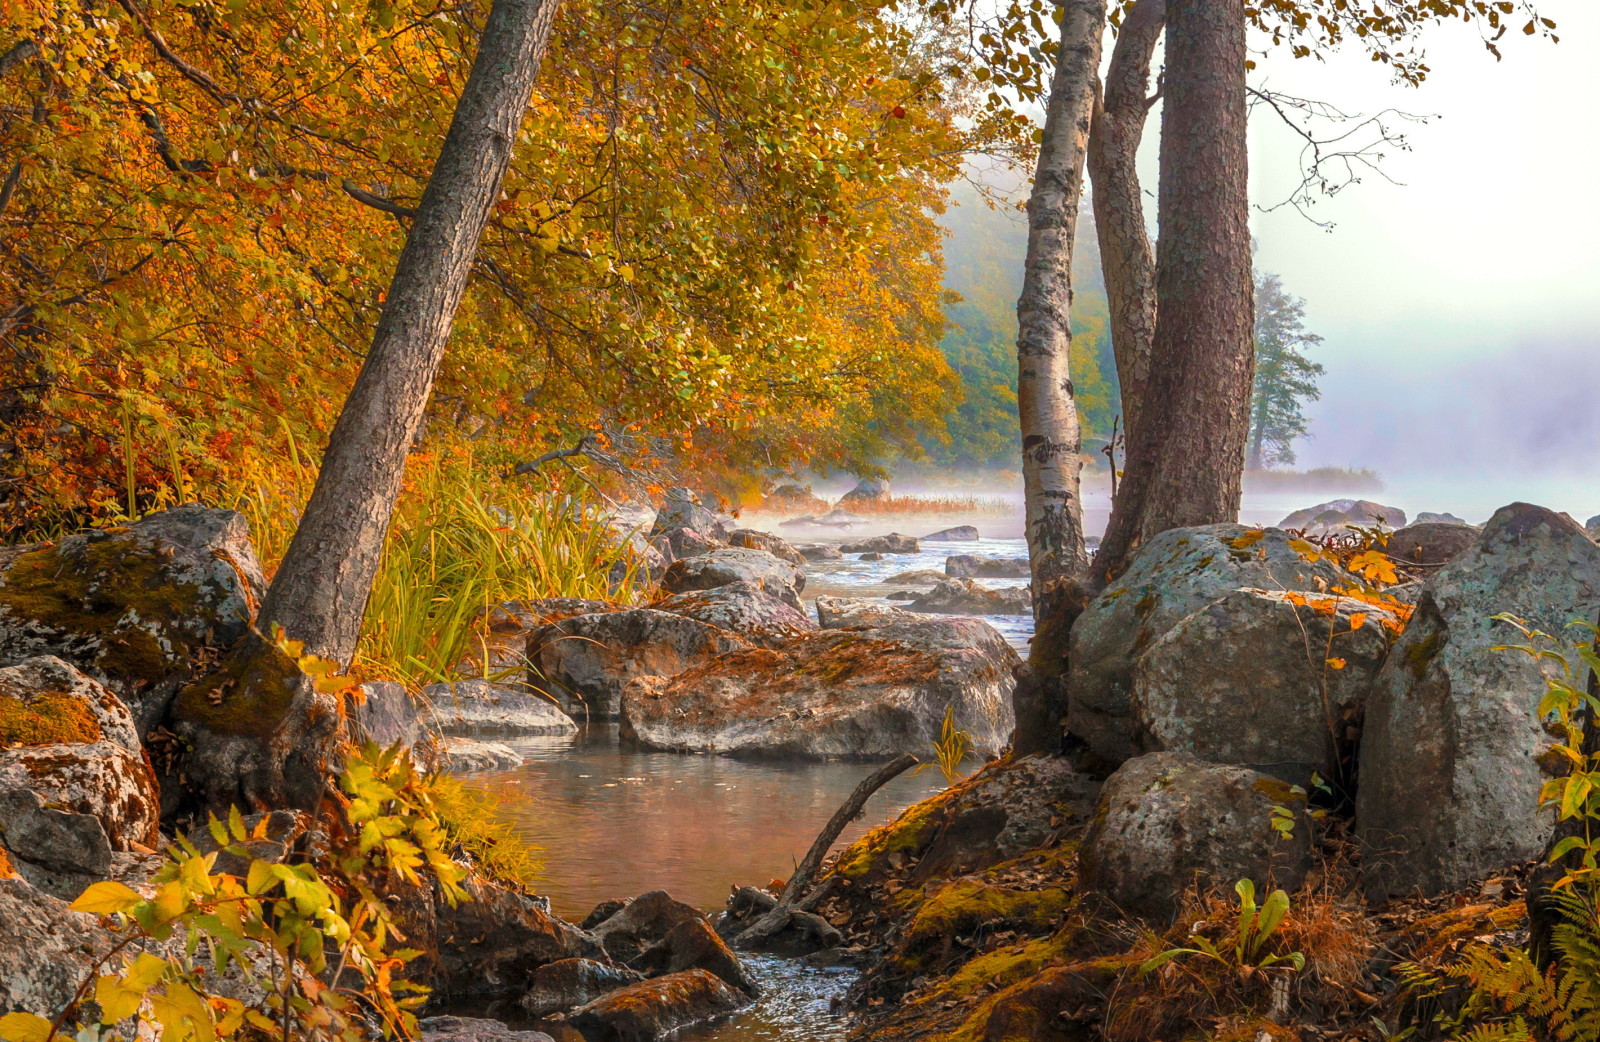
1140,879,1306,977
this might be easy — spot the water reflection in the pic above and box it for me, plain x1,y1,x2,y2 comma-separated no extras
461,726,962,919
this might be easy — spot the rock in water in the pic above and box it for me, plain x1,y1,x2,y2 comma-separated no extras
0,656,159,849
420,1017,554,1042
944,554,1030,579
589,890,708,964
528,610,751,720
813,597,917,629
796,544,844,562
838,476,891,506
420,679,578,736
521,958,645,1017
622,618,1018,759
885,569,948,585
635,917,759,996
1387,521,1480,571
1131,589,1397,784
907,578,1032,617
430,737,523,774
1068,524,1346,769
1358,503,1600,900
660,548,805,609
839,533,920,555
569,969,748,1042
1078,752,1312,921
923,525,979,541
0,505,264,736
1278,498,1408,535
653,580,817,649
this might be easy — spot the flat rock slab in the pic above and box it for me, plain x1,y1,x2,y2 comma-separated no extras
422,680,578,737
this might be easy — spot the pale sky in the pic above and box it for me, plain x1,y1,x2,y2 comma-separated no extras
1240,1,1600,502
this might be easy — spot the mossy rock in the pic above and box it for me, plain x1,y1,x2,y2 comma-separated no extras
0,506,264,736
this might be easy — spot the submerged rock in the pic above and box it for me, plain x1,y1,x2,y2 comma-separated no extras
653,580,816,650
0,656,159,849
1131,588,1397,783
621,618,1018,759
906,577,1032,617
660,549,805,610
1068,524,1346,769
795,544,844,562
520,958,644,1018
568,969,748,1042
922,525,979,541
529,610,750,720
944,554,1030,579
0,505,265,736
1079,752,1313,921
839,533,919,555
431,737,523,773
1359,503,1600,900
420,679,578,737
1278,498,1407,535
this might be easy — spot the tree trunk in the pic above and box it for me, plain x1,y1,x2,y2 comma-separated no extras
1088,0,1164,448
1093,0,1253,582
1015,0,1106,602
258,0,562,666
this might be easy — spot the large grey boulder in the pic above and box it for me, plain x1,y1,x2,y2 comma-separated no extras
1387,521,1480,571
1279,498,1407,536
840,533,919,555
945,554,1030,579
907,578,1032,617
1358,503,1600,900
650,489,732,541
1067,524,1346,769
621,617,1018,759
837,476,891,505
0,788,113,899
350,681,423,748
661,548,805,610
420,679,578,736
0,505,264,735
654,525,724,563
654,580,816,650
1131,589,1398,784
1079,752,1313,921
528,610,751,719
0,656,159,850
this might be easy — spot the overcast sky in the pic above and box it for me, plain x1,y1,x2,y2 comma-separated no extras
1239,1,1600,509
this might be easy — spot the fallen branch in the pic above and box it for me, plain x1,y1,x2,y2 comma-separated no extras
733,752,917,948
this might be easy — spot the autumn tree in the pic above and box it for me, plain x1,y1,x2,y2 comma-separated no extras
1247,271,1324,470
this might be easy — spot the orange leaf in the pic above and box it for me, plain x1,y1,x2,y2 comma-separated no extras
1349,612,1368,631
1326,658,1347,670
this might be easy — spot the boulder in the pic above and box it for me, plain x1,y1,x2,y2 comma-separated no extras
589,890,708,964
885,590,920,601
654,526,723,563
796,544,843,562
521,958,645,1018
1358,503,1600,900
528,610,751,720
660,549,805,610
923,525,979,542
421,679,578,737
1078,752,1313,921
0,505,265,735
1278,498,1407,536
858,552,884,562
838,476,891,506
1068,524,1346,769
1417,512,1471,526
907,578,1032,617
650,489,731,541
420,1018,553,1042
813,597,917,629
1387,521,1480,571
0,788,113,899
634,917,758,995
726,528,806,566
0,656,159,849
762,484,828,515
622,618,1018,759
886,569,947,585
945,554,1030,579
457,600,619,682
1131,589,1398,783
581,899,629,930
568,969,748,1042
653,581,816,650
350,681,422,748
432,737,523,773
839,533,919,555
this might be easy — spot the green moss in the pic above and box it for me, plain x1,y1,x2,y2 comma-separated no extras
1405,628,1445,681
830,796,943,879
938,935,1063,998
173,638,301,739
903,879,1074,947
0,690,102,746
0,537,203,686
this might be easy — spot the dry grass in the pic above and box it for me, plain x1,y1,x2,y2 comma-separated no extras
840,494,1016,516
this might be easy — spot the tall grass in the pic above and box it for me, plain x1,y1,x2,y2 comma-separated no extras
839,494,1016,517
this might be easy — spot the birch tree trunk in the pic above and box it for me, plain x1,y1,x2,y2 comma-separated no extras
259,0,562,666
1093,0,1253,582
1015,0,1107,601
1088,0,1164,447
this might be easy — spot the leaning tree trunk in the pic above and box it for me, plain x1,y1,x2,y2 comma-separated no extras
1093,0,1253,583
1088,0,1164,448
175,0,563,817
1008,0,1106,757
1015,0,1106,601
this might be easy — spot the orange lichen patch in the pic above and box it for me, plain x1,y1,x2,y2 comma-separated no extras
0,846,15,879
0,690,103,747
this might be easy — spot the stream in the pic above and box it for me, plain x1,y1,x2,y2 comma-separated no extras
457,528,1035,1040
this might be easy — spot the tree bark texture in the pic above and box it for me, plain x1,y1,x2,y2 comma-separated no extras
258,0,562,666
1015,0,1106,602
1088,0,1164,448
1093,0,1253,582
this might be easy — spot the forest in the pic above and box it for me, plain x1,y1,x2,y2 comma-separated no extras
1,2,1593,1042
